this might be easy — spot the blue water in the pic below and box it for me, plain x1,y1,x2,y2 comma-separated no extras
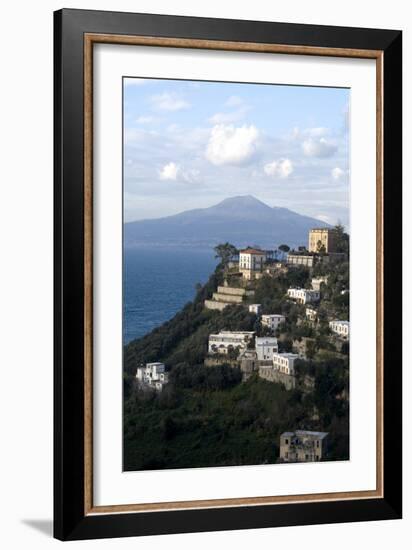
124,248,217,344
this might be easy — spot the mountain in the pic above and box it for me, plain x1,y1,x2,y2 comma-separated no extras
124,195,331,249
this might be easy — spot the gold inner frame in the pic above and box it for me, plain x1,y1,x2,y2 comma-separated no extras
84,33,384,515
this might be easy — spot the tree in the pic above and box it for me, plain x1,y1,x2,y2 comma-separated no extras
214,242,238,266
333,223,350,254
279,244,290,253
316,241,326,255
306,339,317,361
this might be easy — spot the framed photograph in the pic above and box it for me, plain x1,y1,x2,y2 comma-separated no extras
54,8,402,541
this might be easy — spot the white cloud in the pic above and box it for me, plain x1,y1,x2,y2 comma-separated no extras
331,167,345,180
136,115,155,124
205,124,259,166
151,92,190,112
302,137,337,158
159,162,201,183
264,158,294,179
159,162,180,180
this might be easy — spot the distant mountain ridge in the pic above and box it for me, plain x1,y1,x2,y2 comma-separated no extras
124,195,330,249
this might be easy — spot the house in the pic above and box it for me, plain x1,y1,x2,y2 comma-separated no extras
306,307,318,322
239,247,266,280
249,303,262,315
286,253,316,267
255,337,278,362
279,430,329,462
311,276,328,291
135,362,169,392
208,331,255,355
329,320,350,339
273,352,299,375
261,314,285,331
308,228,337,253
287,288,320,304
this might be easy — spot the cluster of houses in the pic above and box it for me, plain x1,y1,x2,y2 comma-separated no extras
206,227,349,340
207,328,299,387
135,362,169,392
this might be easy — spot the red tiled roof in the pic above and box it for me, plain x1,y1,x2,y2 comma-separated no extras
239,248,265,255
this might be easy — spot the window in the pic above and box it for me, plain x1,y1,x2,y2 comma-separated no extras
285,439,289,445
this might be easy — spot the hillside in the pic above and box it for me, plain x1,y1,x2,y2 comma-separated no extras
124,195,330,249
123,260,349,471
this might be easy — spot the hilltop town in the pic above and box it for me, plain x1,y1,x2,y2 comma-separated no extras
124,225,350,470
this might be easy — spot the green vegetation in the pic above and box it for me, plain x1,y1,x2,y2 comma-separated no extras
124,231,350,471
124,372,347,471
214,242,238,266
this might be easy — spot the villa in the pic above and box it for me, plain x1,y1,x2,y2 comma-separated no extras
287,288,320,304
308,228,337,253
208,331,255,355
239,247,266,280
255,337,278,362
273,352,299,375
329,320,350,339
279,430,329,462
261,314,285,331
306,307,318,322
311,276,328,291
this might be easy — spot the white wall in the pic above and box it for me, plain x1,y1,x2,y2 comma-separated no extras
0,0,409,548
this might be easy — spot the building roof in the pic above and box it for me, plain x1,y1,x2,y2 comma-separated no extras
239,247,266,255
295,430,329,439
262,313,285,318
281,430,328,439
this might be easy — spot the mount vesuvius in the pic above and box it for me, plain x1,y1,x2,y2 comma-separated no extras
124,195,330,250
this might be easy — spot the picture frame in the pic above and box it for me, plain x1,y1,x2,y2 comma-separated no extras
54,8,402,541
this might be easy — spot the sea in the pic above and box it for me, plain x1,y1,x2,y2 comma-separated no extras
124,248,217,344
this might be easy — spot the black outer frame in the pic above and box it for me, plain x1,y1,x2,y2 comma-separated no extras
54,8,402,541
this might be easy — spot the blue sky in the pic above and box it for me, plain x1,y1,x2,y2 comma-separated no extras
124,77,350,227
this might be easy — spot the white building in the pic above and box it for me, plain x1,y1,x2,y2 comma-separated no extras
136,362,169,391
248,304,262,315
311,276,328,291
255,337,278,362
329,320,350,339
261,314,285,331
273,352,299,375
239,248,266,279
306,307,318,322
287,288,320,304
208,331,255,355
